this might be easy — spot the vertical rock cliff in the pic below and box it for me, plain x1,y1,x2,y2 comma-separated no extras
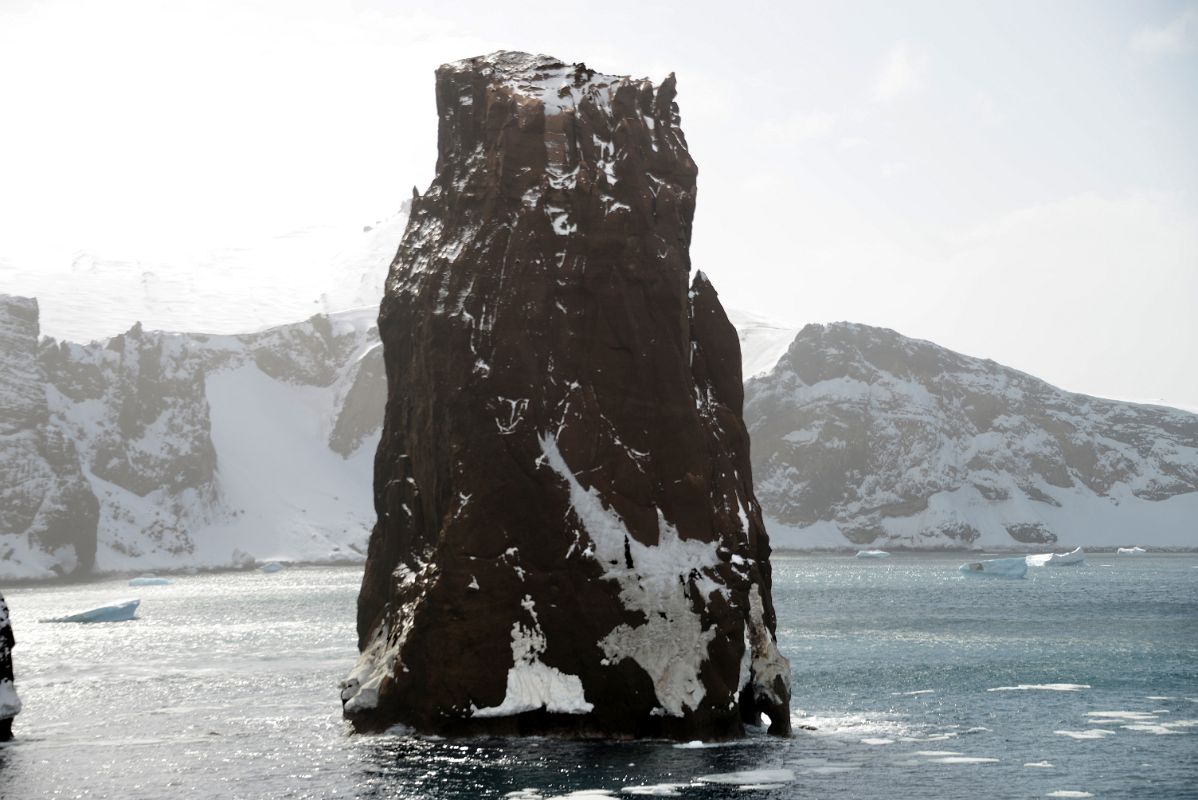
343,52,790,738
0,296,99,578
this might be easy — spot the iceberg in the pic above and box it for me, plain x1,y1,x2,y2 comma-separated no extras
1050,547,1086,566
259,561,284,573
128,577,172,586
856,550,890,559
1117,546,1146,555
1032,547,1085,567
959,557,1028,579
41,598,140,623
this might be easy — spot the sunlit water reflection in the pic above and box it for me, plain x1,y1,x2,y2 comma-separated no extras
0,554,1194,798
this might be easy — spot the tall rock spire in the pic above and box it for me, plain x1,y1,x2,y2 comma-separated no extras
342,52,790,738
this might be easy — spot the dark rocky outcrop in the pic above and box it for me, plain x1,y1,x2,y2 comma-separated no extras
0,591,18,740
342,52,790,739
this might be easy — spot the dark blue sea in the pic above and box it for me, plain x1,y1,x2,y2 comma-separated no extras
0,553,1194,798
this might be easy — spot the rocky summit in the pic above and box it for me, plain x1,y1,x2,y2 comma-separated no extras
342,52,790,739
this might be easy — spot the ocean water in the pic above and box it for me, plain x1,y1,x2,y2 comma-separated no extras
0,553,1194,799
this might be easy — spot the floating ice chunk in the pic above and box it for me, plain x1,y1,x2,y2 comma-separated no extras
860,737,894,745
959,557,1027,579
697,769,794,785
1117,546,1146,555
1054,729,1115,740
737,786,787,792
894,689,936,696
259,561,284,573
1047,547,1086,566
1086,711,1160,721
988,684,1089,692
929,756,1000,764
1046,792,1093,798
42,598,140,623
1024,761,1054,768
619,785,686,796
855,550,890,559
128,577,172,586
1120,723,1183,734
915,751,963,757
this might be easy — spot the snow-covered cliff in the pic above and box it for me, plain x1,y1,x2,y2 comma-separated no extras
745,322,1198,550
0,296,99,578
1,295,384,578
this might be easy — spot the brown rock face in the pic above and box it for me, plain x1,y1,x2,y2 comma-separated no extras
342,52,790,739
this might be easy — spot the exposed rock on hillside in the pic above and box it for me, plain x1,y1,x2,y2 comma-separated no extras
343,52,790,739
0,296,98,578
1,296,384,577
745,322,1198,549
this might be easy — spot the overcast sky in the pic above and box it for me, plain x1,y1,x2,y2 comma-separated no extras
1,0,1195,408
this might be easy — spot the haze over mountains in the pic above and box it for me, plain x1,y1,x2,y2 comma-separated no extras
1,216,1194,579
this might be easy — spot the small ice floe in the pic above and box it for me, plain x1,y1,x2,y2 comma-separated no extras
259,561,284,573
855,550,890,559
893,689,935,696
1046,792,1093,798
619,785,687,796
1026,547,1085,567
1024,761,1054,768
1117,546,1146,555
128,576,172,586
504,790,615,800
928,756,999,764
860,737,894,745
1054,729,1115,740
988,684,1089,692
959,556,1027,579
1086,711,1159,721
41,598,140,623
914,750,963,757
696,769,795,785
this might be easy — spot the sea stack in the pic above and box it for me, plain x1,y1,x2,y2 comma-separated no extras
342,52,790,739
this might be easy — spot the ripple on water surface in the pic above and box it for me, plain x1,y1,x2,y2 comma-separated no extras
0,554,1194,798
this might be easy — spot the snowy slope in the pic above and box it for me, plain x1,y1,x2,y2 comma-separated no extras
725,308,799,379
0,210,407,343
2,299,386,578
744,323,1198,550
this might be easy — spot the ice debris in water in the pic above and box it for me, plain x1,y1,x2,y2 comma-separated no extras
988,683,1089,692
619,786,687,797
1054,729,1116,740
41,598,140,623
695,769,795,785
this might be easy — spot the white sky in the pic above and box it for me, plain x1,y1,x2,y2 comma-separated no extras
1,0,1195,409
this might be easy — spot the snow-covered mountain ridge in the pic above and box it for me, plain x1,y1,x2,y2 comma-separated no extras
744,322,1198,550
4,296,1195,578
1,296,383,579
